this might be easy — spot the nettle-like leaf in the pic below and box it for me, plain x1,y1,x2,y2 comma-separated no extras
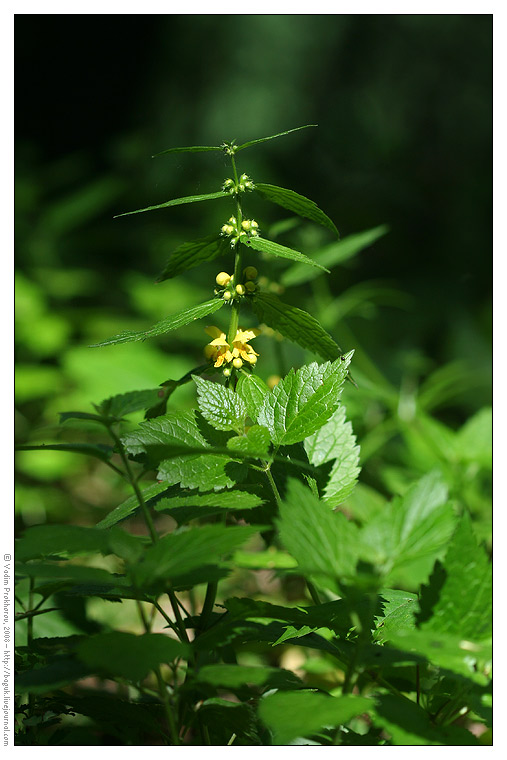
227,425,271,458
90,298,224,347
235,372,270,422
121,410,246,491
193,375,247,433
304,404,360,504
254,183,338,236
281,224,389,287
195,664,302,691
259,691,371,745
132,524,259,588
456,407,492,469
15,442,114,464
257,357,351,447
277,479,361,593
16,525,144,563
251,292,344,361
77,632,188,682
242,235,329,272
418,512,492,641
359,471,457,587
153,144,223,157
373,589,419,644
154,488,264,514
98,388,163,418
156,234,231,281
113,190,229,218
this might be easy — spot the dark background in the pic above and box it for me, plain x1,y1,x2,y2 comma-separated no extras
15,14,492,514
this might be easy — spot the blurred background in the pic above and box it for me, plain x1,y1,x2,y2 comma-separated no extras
15,14,491,538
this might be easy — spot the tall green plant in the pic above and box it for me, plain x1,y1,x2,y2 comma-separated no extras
15,126,491,746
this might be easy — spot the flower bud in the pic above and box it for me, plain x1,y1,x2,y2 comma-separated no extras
244,266,258,280
216,271,231,287
251,220,259,229
228,216,236,225
245,280,256,292
248,354,257,364
235,284,246,295
241,219,251,231
223,291,232,301
223,367,232,377
233,357,243,369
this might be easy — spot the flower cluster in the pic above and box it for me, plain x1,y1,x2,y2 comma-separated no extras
222,174,255,195
204,326,260,372
214,267,258,302
220,216,260,248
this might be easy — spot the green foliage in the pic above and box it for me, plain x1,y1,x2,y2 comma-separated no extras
14,125,491,747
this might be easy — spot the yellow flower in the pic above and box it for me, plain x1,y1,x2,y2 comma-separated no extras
204,326,260,368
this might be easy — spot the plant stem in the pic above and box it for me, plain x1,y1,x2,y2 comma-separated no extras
227,154,244,347
168,590,190,643
306,581,322,606
264,465,282,509
199,581,218,632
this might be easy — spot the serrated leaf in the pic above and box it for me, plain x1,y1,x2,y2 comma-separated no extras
15,442,113,463
77,632,188,682
277,479,361,593
304,405,360,504
232,549,298,570
113,190,229,218
257,358,351,447
373,589,418,644
271,624,319,646
15,657,91,695
360,471,457,587
154,488,264,513
251,292,344,360
456,407,492,469
15,525,144,563
418,512,492,640
196,664,302,690
235,124,317,152
15,562,128,587
254,183,338,236
259,691,371,745
133,524,259,588
96,481,170,529
156,234,231,281
58,411,109,425
122,410,245,490
242,235,328,271
227,425,271,458
193,375,247,432
90,298,223,347
281,224,389,287
235,372,270,422
98,388,163,418
152,144,222,157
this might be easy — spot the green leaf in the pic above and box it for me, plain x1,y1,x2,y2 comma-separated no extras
372,693,477,746
152,144,222,157
154,488,264,513
241,235,328,272
15,442,113,464
281,225,389,287
232,549,298,570
235,372,270,422
278,479,361,593
227,425,271,458
15,561,128,587
304,405,360,504
156,235,231,281
359,471,457,587
15,657,91,695
251,292,344,361
98,388,163,418
193,375,247,432
257,358,351,447
122,410,245,490
16,525,144,562
113,190,229,218
96,481,170,529
58,411,110,425
77,632,188,682
456,407,492,469
90,298,224,347
259,691,371,745
373,589,418,644
195,664,302,690
133,524,259,588
418,512,492,640
254,183,338,236
235,124,317,152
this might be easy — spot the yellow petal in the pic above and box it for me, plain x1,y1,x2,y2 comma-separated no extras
234,328,260,343
205,325,225,340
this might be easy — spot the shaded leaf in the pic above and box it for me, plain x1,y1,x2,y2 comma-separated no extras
15,442,114,464
16,525,144,563
152,144,222,157
96,481,170,529
254,183,338,236
227,425,271,458
236,124,317,152
195,663,302,690
156,234,231,281
242,235,328,271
